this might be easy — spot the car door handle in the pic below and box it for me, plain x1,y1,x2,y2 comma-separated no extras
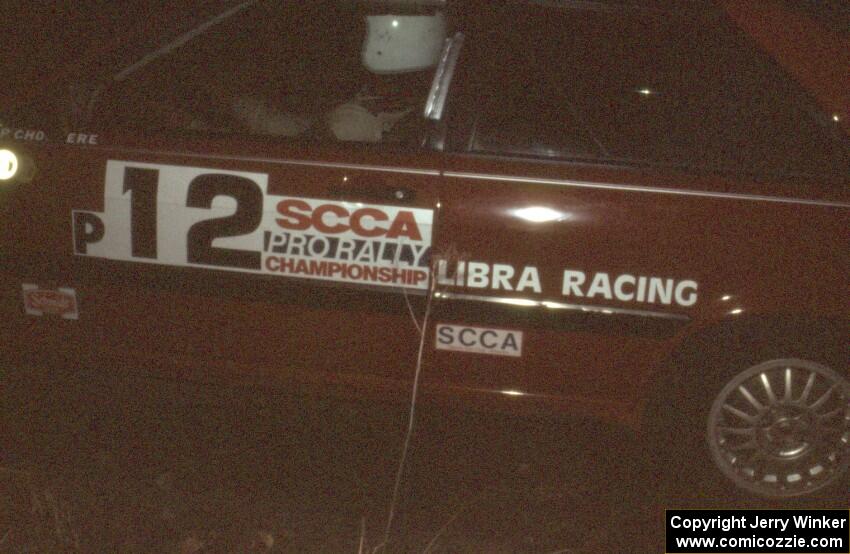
327,184,417,204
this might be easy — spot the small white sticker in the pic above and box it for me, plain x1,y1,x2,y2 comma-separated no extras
22,284,78,320
435,324,523,357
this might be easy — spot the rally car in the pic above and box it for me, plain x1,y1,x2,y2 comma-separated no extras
2,0,848,503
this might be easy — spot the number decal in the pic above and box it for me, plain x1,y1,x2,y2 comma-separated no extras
186,174,263,269
123,167,159,259
72,161,434,290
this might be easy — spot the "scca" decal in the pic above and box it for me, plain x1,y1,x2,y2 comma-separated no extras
435,324,523,357
72,161,433,289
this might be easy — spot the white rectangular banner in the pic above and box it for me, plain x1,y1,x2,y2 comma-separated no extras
73,161,433,290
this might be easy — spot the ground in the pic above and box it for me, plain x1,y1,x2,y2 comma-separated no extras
2,366,675,553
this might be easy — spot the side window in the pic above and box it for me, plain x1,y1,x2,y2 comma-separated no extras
91,2,447,146
470,6,848,179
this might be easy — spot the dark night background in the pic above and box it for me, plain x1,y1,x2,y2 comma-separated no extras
3,1,848,122
3,1,848,98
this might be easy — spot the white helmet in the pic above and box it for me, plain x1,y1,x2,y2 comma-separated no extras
362,9,447,74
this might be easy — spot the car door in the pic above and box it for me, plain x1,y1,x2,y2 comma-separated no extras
419,2,849,425
1,2,444,396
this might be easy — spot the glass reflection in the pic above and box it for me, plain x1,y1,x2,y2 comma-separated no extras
511,206,567,223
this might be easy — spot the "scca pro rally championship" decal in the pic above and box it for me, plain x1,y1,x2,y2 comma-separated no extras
72,161,433,289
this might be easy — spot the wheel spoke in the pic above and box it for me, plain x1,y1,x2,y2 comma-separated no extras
738,385,765,411
760,373,777,405
718,426,756,436
809,384,837,411
784,368,793,402
816,407,844,422
723,403,758,423
800,372,816,404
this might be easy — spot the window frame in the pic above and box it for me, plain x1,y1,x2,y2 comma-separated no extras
446,2,848,182
61,1,451,154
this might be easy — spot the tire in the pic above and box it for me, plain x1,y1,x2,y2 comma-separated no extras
668,350,850,505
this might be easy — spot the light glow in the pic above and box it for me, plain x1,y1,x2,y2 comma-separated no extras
721,295,732,301
512,206,566,223
833,114,841,122
500,389,526,397
493,298,539,307
0,149,18,181
392,19,399,27
637,88,653,96
729,308,743,315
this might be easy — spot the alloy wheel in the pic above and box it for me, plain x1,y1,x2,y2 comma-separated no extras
706,359,850,498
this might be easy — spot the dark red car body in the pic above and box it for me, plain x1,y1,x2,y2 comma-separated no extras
1,0,847,437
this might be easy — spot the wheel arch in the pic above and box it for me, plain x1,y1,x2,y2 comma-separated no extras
639,312,848,455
